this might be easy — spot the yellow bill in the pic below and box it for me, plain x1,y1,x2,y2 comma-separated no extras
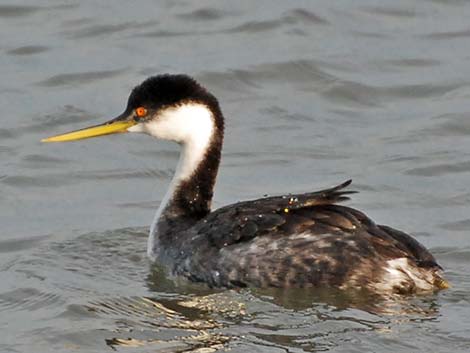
41,120,136,143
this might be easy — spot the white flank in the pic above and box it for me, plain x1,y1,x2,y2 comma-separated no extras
128,103,215,258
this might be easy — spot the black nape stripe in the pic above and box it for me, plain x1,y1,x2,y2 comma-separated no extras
168,105,223,219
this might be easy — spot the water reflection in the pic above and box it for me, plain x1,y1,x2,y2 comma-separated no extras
252,287,441,317
0,224,452,352
88,296,229,351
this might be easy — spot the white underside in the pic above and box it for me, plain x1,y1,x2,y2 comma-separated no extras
127,103,215,259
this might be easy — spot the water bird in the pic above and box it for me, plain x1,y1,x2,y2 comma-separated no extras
42,74,448,294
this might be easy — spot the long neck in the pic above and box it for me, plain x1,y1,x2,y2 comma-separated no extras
148,105,223,259
159,134,222,220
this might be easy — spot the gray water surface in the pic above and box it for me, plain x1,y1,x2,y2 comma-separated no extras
1,1,470,352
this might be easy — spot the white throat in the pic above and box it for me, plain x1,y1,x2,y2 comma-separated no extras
128,103,215,258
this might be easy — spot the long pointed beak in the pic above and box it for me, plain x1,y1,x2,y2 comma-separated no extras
41,115,137,143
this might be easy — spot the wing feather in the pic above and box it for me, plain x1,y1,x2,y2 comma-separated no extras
195,180,357,248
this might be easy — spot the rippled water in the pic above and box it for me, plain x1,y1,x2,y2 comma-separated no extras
2,1,470,352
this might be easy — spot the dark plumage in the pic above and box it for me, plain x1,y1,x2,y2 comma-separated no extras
157,179,445,293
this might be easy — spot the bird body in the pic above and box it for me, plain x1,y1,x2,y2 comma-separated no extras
43,74,448,294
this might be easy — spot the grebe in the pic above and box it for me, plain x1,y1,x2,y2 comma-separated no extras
42,74,448,294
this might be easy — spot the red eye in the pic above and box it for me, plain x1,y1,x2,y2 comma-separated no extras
136,107,147,117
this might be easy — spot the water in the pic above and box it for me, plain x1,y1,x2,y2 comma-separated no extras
1,0,470,351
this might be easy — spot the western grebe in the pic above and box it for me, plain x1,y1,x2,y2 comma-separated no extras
42,74,448,293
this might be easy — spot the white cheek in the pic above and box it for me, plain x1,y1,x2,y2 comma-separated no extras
129,103,214,145
144,118,187,142
126,118,186,142
127,123,146,133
